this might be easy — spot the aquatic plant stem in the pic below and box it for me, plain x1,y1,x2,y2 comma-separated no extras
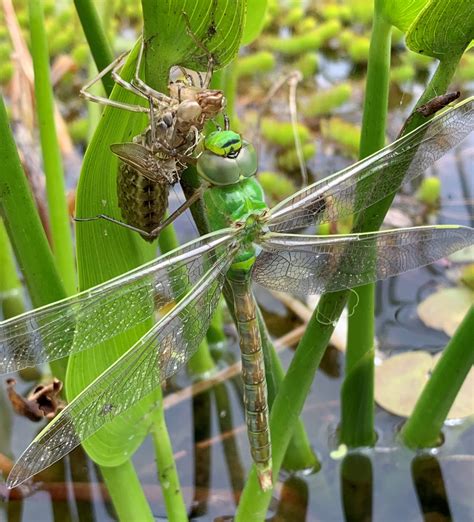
0,220,25,319
74,0,115,96
235,291,348,521
150,400,188,521
401,306,474,447
0,94,67,381
342,3,391,447
29,0,76,296
401,51,466,136
101,461,155,522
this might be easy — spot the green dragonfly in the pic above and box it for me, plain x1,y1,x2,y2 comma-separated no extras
1,96,473,491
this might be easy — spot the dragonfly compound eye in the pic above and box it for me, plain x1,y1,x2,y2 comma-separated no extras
204,130,243,157
197,141,258,186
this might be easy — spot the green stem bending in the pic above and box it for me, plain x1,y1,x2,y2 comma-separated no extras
74,0,115,96
0,94,67,380
401,306,474,448
101,461,156,522
28,0,76,296
342,5,391,447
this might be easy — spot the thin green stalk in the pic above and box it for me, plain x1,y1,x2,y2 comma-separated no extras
257,309,320,472
101,461,155,522
401,305,474,447
150,400,188,521
235,291,348,520
342,4,391,447
73,0,115,96
28,0,76,296
0,219,25,319
0,94,67,381
206,302,227,345
402,52,466,136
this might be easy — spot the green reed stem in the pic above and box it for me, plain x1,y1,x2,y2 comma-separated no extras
0,219,25,319
101,461,155,522
342,4,391,447
29,0,76,296
74,0,115,96
150,398,188,521
0,94,67,381
401,306,474,447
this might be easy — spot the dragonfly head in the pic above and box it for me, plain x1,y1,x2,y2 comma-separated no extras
197,133,258,186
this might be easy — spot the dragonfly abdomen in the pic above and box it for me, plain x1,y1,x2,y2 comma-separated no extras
117,163,170,242
228,270,272,491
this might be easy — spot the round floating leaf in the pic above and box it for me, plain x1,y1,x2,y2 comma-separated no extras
241,0,267,45
417,287,474,337
406,0,474,59
381,0,428,33
375,351,474,419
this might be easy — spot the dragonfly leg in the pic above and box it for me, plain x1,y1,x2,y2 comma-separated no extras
146,187,205,239
74,187,204,241
80,51,150,113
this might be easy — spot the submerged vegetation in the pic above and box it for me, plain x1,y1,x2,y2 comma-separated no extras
0,0,473,520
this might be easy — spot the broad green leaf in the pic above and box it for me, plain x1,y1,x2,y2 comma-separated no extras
142,0,246,83
67,42,159,466
406,0,474,59
241,0,267,45
380,0,427,33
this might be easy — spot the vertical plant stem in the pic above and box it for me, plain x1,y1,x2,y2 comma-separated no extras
0,219,25,319
29,0,76,296
73,0,115,96
150,402,188,522
401,52,466,136
342,4,391,447
101,461,156,522
401,306,474,447
235,291,348,521
0,94,67,381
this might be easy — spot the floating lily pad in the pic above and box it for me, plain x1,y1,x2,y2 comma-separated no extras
417,287,474,337
375,351,474,419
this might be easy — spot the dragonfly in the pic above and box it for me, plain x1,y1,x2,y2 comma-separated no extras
79,34,226,241
1,96,473,491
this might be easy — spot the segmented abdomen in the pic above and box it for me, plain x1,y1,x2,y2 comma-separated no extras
117,163,170,242
228,269,273,491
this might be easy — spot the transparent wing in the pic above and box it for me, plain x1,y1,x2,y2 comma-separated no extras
7,248,235,488
266,96,474,232
0,230,237,374
253,226,473,294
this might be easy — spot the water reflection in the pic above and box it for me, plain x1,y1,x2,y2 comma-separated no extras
341,453,373,522
412,454,452,522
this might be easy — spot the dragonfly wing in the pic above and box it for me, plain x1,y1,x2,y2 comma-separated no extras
110,143,166,182
266,97,474,232
0,230,236,374
7,247,235,488
253,227,473,295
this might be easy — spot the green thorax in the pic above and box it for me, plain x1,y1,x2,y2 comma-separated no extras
197,136,268,270
204,177,268,271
